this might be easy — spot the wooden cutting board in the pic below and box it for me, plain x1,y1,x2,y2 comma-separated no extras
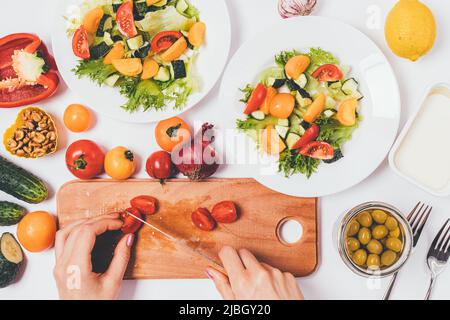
57,179,318,279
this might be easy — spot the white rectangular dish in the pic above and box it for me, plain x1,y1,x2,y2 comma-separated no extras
389,83,450,197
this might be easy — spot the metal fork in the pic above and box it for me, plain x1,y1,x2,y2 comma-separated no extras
425,219,450,300
383,202,433,300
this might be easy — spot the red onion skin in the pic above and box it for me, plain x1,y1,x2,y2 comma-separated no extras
172,123,220,181
278,0,317,18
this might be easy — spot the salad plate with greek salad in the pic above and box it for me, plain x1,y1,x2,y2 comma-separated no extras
220,17,401,197
52,0,230,123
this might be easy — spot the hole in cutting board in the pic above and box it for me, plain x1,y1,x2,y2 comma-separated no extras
276,218,303,245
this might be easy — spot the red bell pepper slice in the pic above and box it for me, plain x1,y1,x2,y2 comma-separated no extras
0,33,59,108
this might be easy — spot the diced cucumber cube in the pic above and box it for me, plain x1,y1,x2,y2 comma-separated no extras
251,110,265,120
127,35,144,51
154,66,171,82
323,109,336,118
277,118,289,127
275,125,289,139
296,92,312,108
342,78,359,95
176,0,189,12
103,32,114,46
294,74,308,88
104,74,120,87
286,133,301,149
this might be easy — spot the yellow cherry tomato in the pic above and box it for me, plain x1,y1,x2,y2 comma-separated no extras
64,104,92,133
105,146,136,180
269,93,295,119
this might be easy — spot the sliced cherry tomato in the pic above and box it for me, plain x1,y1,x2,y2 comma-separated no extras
65,140,105,180
244,83,267,115
300,141,334,160
130,196,157,216
146,151,175,182
191,208,216,231
120,208,142,234
311,64,343,82
72,27,90,59
151,31,183,53
291,124,320,150
116,1,137,38
211,201,238,224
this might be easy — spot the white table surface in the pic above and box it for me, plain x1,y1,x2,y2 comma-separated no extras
1,0,449,300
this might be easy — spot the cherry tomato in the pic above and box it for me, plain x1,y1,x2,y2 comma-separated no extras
311,64,343,82
300,141,334,160
64,104,92,133
155,117,191,152
291,124,320,150
130,196,157,216
244,83,267,115
116,1,137,38
120,208,142,234
211,201,238,223
105,146,136,180
65,140,105,180
146,151,174,181
151,31,183,53
269,93,295,119
72,27,90,59
191,208,216,231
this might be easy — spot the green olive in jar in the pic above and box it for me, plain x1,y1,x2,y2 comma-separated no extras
372,210,388,224
385,216,398,231
381,250,397,267
372,225,389,240
390,227,401,238
352,249,368,266
347,220,360,237
346,237,360,252
358,227,372,245
367,239,383,255
386,237,403,253
357,211,373,227
367,254,381,270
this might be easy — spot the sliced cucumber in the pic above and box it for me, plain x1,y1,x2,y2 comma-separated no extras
328,81,342,90
294,74,308,88
135,1,149,17
104,74,120,87
342,78,363,101
96,14,113,37
103,32,114,46
90,42,111,59
250,110,265,120
323,109,336,118
154,66,171,82
127,35,144,51
170,60,187,79
277,118,289,127
295,92,312,108
176,0,189,12
275,125,289,139
132,42,151,58
286,133,301,150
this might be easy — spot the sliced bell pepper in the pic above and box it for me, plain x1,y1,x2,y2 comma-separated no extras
0,33,59,108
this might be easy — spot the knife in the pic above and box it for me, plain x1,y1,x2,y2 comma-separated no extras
126,210,227,275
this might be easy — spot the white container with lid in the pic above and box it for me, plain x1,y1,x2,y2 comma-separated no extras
389,83,450,197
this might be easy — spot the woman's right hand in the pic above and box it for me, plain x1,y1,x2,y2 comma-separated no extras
206,246,304,300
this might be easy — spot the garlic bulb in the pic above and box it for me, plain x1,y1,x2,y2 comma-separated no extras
278,0,317,18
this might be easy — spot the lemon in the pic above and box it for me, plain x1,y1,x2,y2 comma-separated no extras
385,0,436,61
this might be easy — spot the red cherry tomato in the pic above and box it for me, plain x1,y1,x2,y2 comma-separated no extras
130,196,157,216
191,208,216,231
72,27,90,59
65,140,105,180
244,83,267,115
116,1,137,38
151,31,183,53
211,201,238,223
300,141,334,160
146,151,175,181
311,64,343,82
291,124,320,150
120,208,142,234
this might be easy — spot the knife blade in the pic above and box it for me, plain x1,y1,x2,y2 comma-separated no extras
126,211,226,275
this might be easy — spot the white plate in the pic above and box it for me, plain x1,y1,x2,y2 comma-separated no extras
219,16,401,198
52,0,231,123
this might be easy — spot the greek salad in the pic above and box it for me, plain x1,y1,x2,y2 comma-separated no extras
67,0,205,113
237,48,363,178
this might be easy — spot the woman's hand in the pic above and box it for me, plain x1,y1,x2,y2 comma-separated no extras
206,246,304,300
53,213,134,300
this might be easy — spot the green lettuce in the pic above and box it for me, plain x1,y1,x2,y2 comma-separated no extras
118,78,165,113
316,116,360,149
72,59,117,85
279,150,320,179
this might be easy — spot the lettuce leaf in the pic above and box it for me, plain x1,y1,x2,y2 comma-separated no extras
279,150,320,178
118,78,165,112
72,59,117,85
316,116,360,149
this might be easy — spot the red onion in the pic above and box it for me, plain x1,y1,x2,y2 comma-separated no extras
172,123,220,181
278,0,317,18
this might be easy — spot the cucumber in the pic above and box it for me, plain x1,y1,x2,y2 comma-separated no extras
0,202,26,226
90,42,111,59
270,78,286,89
154,0,168,7
154,66,171,82
135,1,149,18
295,92,312,108
0,233,23,288
342,78,363,100
127,35,144,50
132,42,151,58
323,109,337,118
328,81,342,89
286,133,301,149
176,0,189,12
170,60,187,79
104,74,120,87
275,125,289,139
103,32,114,46
294,74,308,88
277,118,289,127
289,115,305,136
0,156,48,204
96,14,113,37
251,110,265,120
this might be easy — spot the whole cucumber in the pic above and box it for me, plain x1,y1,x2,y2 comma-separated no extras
0,201,26,226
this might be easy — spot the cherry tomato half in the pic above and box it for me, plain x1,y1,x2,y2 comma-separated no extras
244,83,267,115
299,141,334,160
120,208,142,234
130,196,157,216
151,31,183,53
291,124,320,150
146,151,175,181
311,64,343,82
72,27,90,59
211,201,238,224
191,208,216,231
65,140,105,180
116,1,137,38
